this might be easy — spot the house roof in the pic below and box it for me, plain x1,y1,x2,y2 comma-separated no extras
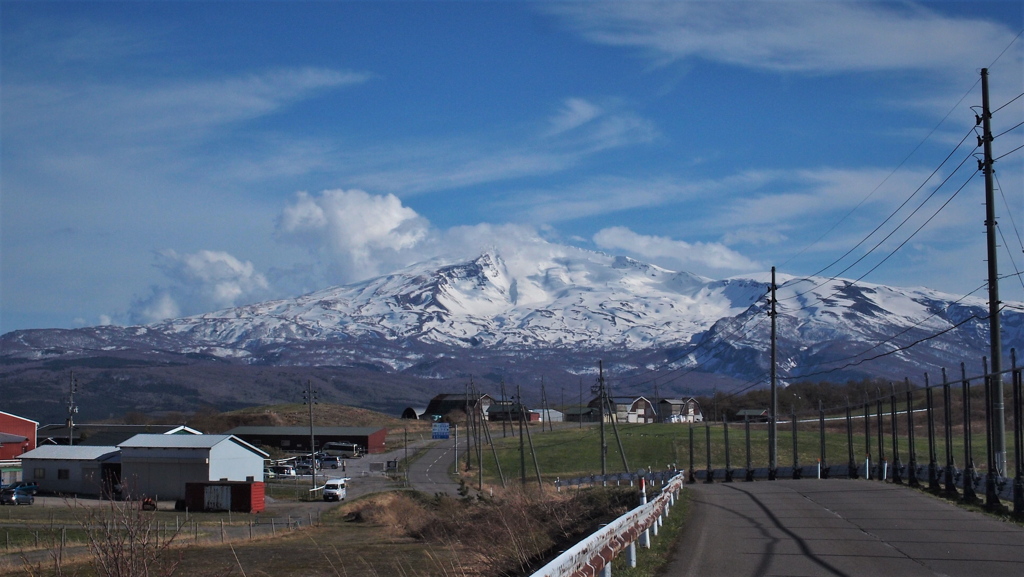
0,411,38,426
735,409,769,416
21,445,119,461
659,398,700,405
0,433,27,444
225,426,386,437
38,424,200,446
120,434,268,457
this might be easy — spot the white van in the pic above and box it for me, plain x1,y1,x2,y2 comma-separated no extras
323,478,348,502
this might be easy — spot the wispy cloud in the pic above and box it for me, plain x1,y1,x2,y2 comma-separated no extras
343,98,657,196
547,2,1017,74
594,226,760,272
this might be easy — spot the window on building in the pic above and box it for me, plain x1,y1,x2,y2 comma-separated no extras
33,468,45,479
57,469,70,480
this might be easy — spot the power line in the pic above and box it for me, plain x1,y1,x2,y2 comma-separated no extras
993,119,1024,140
780,128,979,302
994,143,1024,162
993,91,1024,115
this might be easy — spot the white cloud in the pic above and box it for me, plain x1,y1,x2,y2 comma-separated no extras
546,98,604,136
129,250,268,323
548,2,1017,75
594,226,760,272
277,189,430,283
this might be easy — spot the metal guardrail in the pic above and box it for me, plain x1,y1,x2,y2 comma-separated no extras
554,468,679,490
531,471,684,577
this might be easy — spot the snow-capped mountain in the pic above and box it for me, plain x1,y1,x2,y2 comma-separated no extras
3,245,1022,386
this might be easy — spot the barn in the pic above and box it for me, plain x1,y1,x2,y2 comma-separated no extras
0,411,37,459
119,434,267,501
225,426,388,455
19,445,120,496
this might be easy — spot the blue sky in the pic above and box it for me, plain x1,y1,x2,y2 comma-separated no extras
2,1,1023,333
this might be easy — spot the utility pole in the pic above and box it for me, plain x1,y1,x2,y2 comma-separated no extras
66,372,78,446
980,67,1006,476
518,383,526,485
302,380,318,492
465,381,472,472
768,267,778,480
596,361,608,476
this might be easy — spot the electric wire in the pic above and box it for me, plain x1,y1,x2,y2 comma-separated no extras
994,143,1024,162
783,144,979,311
995,171,1024,255
779,128,978,302
786,312,987,381
993,119,1024,140
993,91,1024,115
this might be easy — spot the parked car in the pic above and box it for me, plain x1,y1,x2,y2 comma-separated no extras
263,468,277,479
7,482,37,495
322,478,348,502
0,489,34,505
321,456,341,469
271,465,296,477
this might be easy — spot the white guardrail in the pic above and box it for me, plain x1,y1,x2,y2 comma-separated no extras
530,471,685,577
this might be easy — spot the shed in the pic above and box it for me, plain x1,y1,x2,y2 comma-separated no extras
225,426,388,455
536,409,564,423
19,445,120,496
0,411,37,459
185,481,265,513
735,409,770,422
562,407,599,423
119,434,268,501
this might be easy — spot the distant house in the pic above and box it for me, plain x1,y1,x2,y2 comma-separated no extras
562,406,599,423
422,394,494,422
734,409,770,422
20,445,120,496
225,426,388,455
119,434,267,501
535,409,564,423
657,398,704,423
0,411,37,459
487,402,539,422
37,424,200,447
588,396,657,424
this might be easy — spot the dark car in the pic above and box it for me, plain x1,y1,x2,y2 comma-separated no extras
7,482,38,495
0,489,34,505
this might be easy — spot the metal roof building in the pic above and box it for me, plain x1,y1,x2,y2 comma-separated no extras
225,426,388,455
20,445,120,496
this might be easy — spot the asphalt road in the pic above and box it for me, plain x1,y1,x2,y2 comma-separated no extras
666,479,1024,577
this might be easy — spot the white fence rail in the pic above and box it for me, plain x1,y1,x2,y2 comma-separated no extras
530,471,685,577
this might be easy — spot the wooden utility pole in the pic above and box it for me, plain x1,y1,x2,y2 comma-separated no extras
518,383,526,485
303,380,318,493
598,361,607,476
769,267,778,480
980,68,1006,476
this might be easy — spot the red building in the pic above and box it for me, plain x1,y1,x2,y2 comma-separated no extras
0,411,37,460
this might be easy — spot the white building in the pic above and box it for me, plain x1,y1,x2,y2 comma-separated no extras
20,445,120,496
119,434,268,501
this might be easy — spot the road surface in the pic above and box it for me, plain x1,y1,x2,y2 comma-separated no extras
666,479,1024,577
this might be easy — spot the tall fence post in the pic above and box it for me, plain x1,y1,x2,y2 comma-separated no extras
865,398,873,480
890,383,902,484
704,422,714,484
791,406,801,479
925,373,940,491
877,391,886,481
962,363,979,504
906,379,919,487
943,368,958,498
983,357,1002,510
1011,349,1023,518
846,404,857,479
819,400,828,478
724,418,733,482
745,416,754,482
688,425,696,484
